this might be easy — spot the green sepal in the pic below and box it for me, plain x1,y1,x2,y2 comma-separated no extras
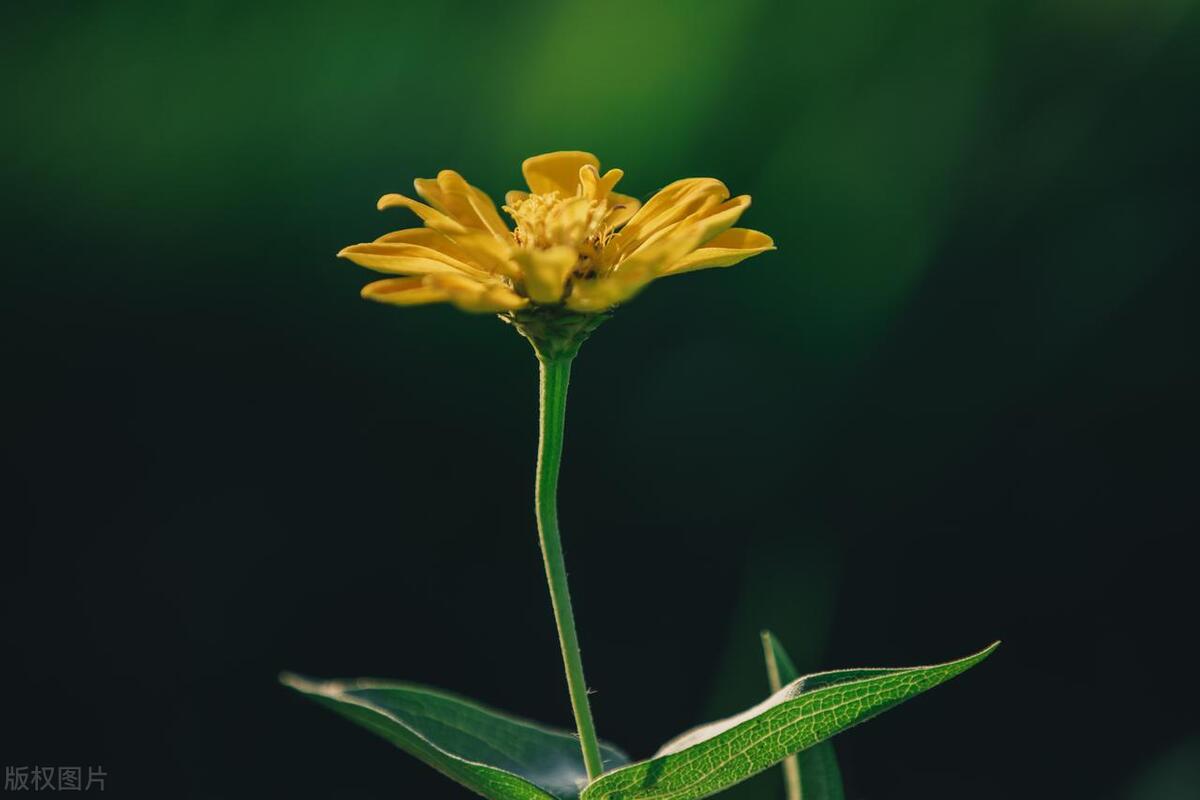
502,305,610,360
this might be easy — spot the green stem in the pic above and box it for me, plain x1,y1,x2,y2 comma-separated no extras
535,354,605,781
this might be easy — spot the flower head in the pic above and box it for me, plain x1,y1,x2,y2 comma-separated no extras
339,152,773,356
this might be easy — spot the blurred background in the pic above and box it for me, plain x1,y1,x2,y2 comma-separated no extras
3,0,1198,797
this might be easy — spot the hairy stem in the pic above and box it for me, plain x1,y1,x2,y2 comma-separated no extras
536,354,604,780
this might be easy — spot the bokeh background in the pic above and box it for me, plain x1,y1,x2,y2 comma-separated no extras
3,1,1198,797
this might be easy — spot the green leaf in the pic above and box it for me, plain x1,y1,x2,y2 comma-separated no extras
761,631,844,800
581,642,998,800
280,674,629,800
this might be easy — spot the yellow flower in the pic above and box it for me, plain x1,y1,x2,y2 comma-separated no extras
338,151,774,316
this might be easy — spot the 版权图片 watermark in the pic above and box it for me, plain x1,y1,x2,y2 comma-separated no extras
4,766,105,792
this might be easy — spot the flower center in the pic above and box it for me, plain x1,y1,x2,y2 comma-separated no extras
504,192,612,259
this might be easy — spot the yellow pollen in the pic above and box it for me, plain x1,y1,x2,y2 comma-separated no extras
504,192,611,256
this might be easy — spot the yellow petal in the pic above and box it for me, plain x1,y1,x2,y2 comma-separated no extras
372,227,479,264
360,277,451,306
512,245,577,304
580,166,626,201
448,230,523,280
685,194,752,246
565,232,698,312
628,194,748,256
621,178,728,231
413,173,498,233
505,190,529,207
459,286,529,313
430,170,511,237
427,273,528,313
621,224,708,277
661,228,775,275
603,191,642,229
361,275,526,313
578,165,638,226
579,166,600,198
412,178,447,208
522,151,600,195
374,226,462,247
371,227,519,277
338,242,490,278
608,178,729,258
377,193,467,234
565,269,655,312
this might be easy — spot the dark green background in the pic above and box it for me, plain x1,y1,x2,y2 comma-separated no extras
3,1,1198,797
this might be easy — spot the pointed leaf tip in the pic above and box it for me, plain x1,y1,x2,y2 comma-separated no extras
582,642,997,800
